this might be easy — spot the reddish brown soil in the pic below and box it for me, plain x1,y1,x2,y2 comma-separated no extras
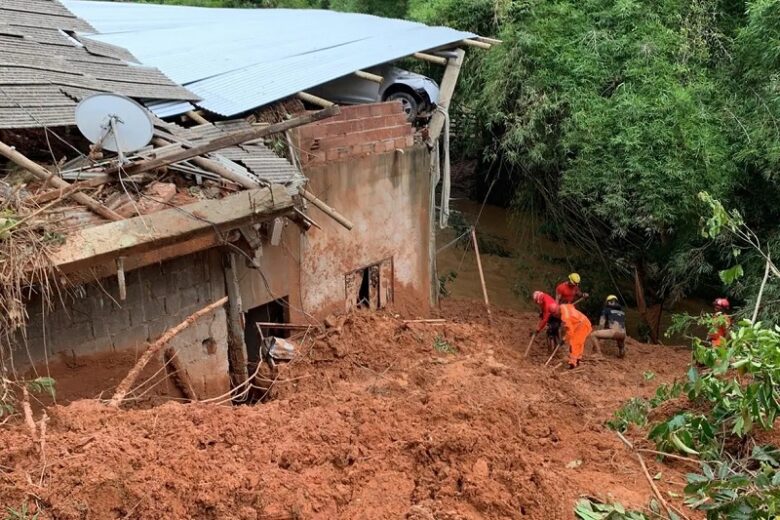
0,299,697,519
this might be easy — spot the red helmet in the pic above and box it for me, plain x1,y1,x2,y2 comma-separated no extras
533,291,544,304
713,298,730,310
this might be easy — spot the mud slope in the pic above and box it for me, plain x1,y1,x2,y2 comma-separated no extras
0,300,695,519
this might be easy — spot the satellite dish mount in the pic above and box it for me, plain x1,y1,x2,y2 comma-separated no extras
75,93,153,165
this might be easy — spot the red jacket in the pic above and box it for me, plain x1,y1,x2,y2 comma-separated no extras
708,313,732,347
556,281,581,304
536,293,558,333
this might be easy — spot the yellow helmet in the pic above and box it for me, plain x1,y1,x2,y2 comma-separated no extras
568,272,581,284
606,294,618,303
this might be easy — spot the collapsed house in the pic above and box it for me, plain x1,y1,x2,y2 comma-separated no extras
0,0,493,401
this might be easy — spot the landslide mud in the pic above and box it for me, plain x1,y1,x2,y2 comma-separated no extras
0,300,695,519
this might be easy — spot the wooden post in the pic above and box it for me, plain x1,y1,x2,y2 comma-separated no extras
0,141,123,221
106,105,339,176
223,251,249,387
116,256,126,301
428,48,465,142
299,188,354,230
471,227,492,324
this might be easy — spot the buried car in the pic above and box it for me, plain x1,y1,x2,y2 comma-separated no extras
310,65,440,121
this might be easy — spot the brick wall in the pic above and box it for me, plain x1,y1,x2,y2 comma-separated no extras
294,101,415,165
18,249,231,398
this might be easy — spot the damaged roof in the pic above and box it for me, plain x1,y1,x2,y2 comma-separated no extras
0,0,197,129
62,1,476,117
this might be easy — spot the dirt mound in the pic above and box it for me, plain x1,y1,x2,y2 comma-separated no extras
0,300,695,519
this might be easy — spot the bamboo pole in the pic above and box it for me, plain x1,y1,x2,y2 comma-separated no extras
476,36,503,45
297,91,335,108
462,39,491,49
471,227,492,324
354,70,384,83
0,141,123,221
299,188,354,230
186,110,211,125
413,52,448,65
109,297,228,407
106,105,339,177
151,137,257,189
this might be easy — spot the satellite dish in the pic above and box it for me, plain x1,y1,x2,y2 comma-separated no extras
75,93,153,157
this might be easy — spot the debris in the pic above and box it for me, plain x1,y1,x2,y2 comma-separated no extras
109,297,228,407
0,141,122,221
163,347,198,402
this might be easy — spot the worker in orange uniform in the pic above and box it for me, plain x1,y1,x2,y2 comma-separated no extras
708,298,732,347
556,273,589,305
558,303,593,369
533,291,562,352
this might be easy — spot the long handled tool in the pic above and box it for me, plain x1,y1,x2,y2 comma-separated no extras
523,333,537,357
544,343,561,366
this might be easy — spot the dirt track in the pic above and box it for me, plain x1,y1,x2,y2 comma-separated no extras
0,300,696,519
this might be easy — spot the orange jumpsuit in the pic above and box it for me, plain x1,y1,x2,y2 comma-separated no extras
559,304,592,366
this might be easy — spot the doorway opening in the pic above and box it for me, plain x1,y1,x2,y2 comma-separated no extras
243,297,288,364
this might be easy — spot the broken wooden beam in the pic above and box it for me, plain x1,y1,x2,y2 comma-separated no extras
105,105,339,177
413,52,448,65
299,189,354,231
354,70,383,83
0,140,123,221
297,91,335,108
109,296,228,407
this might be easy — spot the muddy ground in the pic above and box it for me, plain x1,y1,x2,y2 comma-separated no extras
0,299,697,519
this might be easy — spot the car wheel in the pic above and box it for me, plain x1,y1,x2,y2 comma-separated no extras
386,91,419,121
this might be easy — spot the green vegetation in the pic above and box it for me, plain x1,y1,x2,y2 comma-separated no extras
604,313,780,518
4,504,40,520
433,334,458,354
574,498,654,520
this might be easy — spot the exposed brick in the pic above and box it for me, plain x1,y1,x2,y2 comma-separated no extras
141,296,166,323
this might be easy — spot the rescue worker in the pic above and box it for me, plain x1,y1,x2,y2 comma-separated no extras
557,303,593,369
709,298,732,347
556,273,589,304
533,290,562,352
590,295,627,358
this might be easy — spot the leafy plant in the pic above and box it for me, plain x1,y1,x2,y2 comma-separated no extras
574,498,650,520
27,377,56,400
433,335,457,355
607,397,650,433
4,503,39,520
684,445,780,518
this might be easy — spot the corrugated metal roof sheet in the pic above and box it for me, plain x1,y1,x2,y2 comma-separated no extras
0,0,198,129
159,119,304,187
63,1,475,117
